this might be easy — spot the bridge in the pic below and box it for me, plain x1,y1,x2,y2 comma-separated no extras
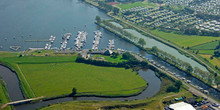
1,96,44,109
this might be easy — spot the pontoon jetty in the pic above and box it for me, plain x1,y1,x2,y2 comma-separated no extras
74,31,87,50
92,31,102,50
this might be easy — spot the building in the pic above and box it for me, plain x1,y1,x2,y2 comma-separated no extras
104,50,113,55
169,102,196,110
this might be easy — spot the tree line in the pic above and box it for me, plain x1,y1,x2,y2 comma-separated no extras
98,1,120,15
151,46,216,85
76,52,149,69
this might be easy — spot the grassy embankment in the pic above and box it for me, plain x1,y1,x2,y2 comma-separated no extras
0,80,11,110
0,50,146,98
117,1,157,10
40,74,198,110
0,51,18,110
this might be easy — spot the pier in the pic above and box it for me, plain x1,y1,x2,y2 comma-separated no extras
9,46,21,51
107,39,115,50
25,40,49,42
60,33,72,50
92,31,102,50
75,31,87,50
45,35,56,50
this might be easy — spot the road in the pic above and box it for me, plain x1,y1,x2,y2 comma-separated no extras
131,53,219,107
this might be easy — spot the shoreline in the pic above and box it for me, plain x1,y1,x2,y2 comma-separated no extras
96,21,220,93
83,0,219,88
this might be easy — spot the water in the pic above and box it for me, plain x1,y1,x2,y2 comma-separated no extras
0,0,208,72
124,29,208,71
0,65,24,101
0,65,161,110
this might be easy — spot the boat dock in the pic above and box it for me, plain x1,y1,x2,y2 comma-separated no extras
75,31,87,50
45,35,56,50
60,33,72,50
9,46,21,51
107,39,115,50
92,31,102,50
25,40,49,42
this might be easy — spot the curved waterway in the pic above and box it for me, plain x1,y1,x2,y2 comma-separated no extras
0,65,161,110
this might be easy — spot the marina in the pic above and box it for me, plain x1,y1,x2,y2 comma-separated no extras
0,0,219,109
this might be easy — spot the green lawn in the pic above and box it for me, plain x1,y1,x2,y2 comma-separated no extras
19,62,146,97
40,77,196,110
192,41,219,50
198,50,215,55
150,30,220,47
92,54,127,63
1,56,77,64
117,2,157,10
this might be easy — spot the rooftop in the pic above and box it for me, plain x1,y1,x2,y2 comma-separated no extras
169,102,196,110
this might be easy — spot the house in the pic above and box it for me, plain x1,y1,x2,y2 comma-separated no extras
104,49,113,55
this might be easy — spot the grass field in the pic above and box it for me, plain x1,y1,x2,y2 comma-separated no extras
40,77,197,110
0,50,146,98
92,54,127,63
1,56,77,64
117,1,157,10
19,63,146,97
198,50,215,55
150,30,220,47
200,54,220,67
191,41,219,50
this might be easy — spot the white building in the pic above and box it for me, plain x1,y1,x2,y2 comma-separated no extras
169,102,196,110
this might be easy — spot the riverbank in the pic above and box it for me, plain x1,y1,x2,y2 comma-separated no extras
39,73,196,110
0,51,148,99
97,20,219,91
0,79,11,110
84,0,219,87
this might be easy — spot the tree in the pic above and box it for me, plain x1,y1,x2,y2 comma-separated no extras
151,46,158,53
187,65,193,73
196,50,199,54
138,38,146,47
113,7,120,15
95,16,101,24
112,52,119,58
166,86,178,92
175,81,182,89
71,88,77,96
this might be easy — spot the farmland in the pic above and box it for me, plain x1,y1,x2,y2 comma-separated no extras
200,54,220,67
198,50,215,55
150,30,220,47
117,1,157,10
192,41,219,50
19,62,146,97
